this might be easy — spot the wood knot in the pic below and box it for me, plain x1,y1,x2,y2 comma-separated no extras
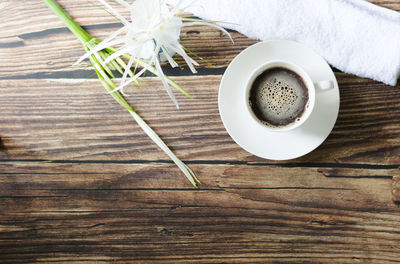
186,30,200,35
159,228,172,236
0,137,5,151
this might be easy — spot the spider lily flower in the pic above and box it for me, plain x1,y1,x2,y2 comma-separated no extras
76,0,233,109
43,0,201,188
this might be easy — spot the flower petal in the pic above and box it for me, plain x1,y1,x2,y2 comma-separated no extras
154,46,179,109
97,0,130,25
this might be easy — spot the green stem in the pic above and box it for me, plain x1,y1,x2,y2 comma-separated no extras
43,0,92,43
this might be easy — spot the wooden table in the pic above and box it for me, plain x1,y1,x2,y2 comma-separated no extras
1,1,400,263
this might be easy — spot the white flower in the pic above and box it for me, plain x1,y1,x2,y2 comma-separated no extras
76,0,232,109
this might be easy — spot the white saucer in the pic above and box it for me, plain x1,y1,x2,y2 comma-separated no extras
218,40,340,160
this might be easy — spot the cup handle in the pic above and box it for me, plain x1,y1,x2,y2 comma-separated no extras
314,80,334,91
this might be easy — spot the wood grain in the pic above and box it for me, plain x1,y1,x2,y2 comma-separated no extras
1,0,400,263
0,162,399,263
1,74,400,165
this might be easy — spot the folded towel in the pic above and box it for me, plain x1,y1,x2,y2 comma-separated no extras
168,0,400,86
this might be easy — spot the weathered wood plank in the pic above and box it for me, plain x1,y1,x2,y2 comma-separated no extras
1,207,400,263
0,162,399,263
0,161,397,192
1,74,399,165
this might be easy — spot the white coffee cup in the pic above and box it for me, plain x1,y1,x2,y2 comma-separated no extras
244,60,334,132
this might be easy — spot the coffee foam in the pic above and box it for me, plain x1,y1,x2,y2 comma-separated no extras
249,67,309,127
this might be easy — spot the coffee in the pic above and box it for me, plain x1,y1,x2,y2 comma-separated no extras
248,67,309,128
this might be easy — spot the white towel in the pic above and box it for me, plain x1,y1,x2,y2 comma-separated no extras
168,0,400,86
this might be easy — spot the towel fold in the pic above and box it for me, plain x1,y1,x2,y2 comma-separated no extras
168,0,400,86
